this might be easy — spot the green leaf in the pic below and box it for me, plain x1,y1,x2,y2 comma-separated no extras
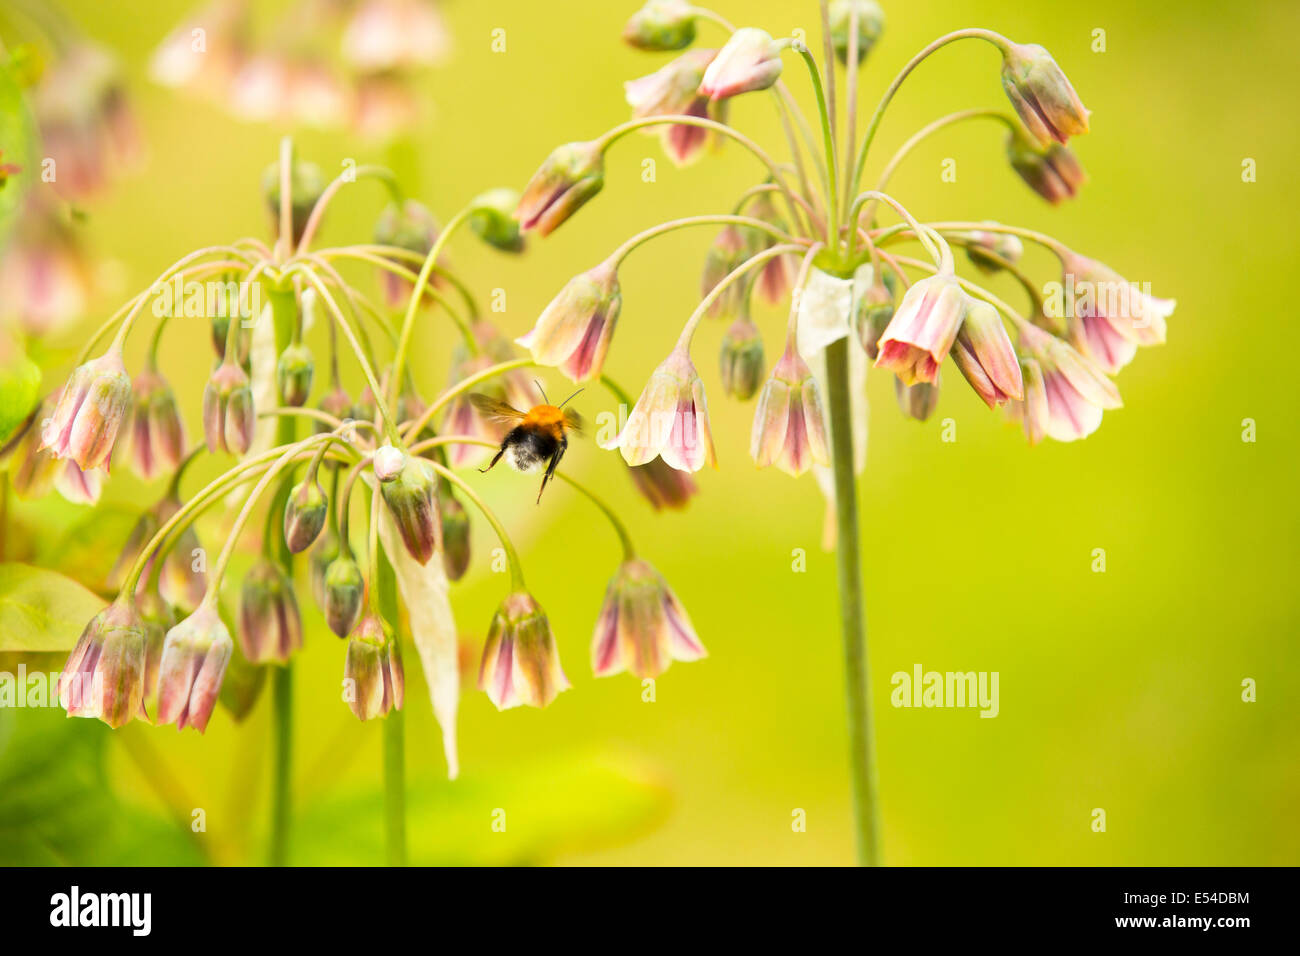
0,562,105,652
292,750,671,865
0,51,38,240
42,504,141,596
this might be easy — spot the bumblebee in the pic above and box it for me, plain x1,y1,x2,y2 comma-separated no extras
470,386,584,503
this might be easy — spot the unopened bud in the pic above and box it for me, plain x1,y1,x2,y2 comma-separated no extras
828,0,886,65
261,157,325,244
622,0,697,51
276,343,314,407
380,456,440,565
719,316,765,401
238,560,302,664
468,188,525,253
283,477,328,553
324,555,365,638
439,488,471,582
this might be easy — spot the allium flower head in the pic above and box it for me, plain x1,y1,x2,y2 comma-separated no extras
949,299,1024,408
624,48,725,166
828,0,887,65
345,613,405,721
238,560,303,664
1060,252,1175,375
750,340,830,476
516,259,621,383
479,592,569,710
592,559,706,679
127,365,186,481
699,28,784,101
609,348,717,473
1007,133,1085,205
155,601,233,733
1017,324,1122,443
41,349,132,472
60,598,148,728
202,359,255,455
1000,41,1091,146
515,140,605,237
627,457,699,511
623,0,697,51
874,274,969,386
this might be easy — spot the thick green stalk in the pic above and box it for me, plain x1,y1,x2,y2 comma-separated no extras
825,336,882,866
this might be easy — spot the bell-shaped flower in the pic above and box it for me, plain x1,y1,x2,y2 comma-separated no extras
626,457,699,511
1000,41,1090,146
750,339,830,476
344,613,405,720
238,560,303,664
874,274,969,386
127,365,185,481
516,260,621,383
202,359,255,454
592,559,706,679
624,48,725,166
1018,325,1122,442
155,600,233,733
479,592,569,710
515,140,605,237
950,300,1024,408
1007,132,1085,204
608,348,717,472
60,598,148,728
699,28,784,100
41,349,131,472
1061,252,1176,375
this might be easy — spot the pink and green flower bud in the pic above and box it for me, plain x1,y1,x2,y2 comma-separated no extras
373,442,405,482
468,188,525,253
622,0,697,51
374,199,441,307
40,350,132,472
853,271,897,360
874,274,970,386
719,315,765,401
828,0,886,65
950,299,1024,408
210,311,231,359
380,455,440,565
238,560,303,664
962,223,1024,275
137,586,174,712
284,476,328,554
515,140,605,237
309,525,341,606
155,600,233,733
439,487,471,582
1000,41,1090,146
1060,252,1175,375
344,613,404,721
60,597,148,729
748,194,796,304
323,555,365,638
261,156,325,244
276,343,314,407
592,558,706,679
516,260,621,383
699,28,784,100
895,375,941,422
127,366,186,481
1007,132,1085,204
1018,324,1122,443
479,591,569,710
750,340,830,476
624,48,725,166
627,457,699,511
202,359,255,454
610,348,717,473
700,225,758,318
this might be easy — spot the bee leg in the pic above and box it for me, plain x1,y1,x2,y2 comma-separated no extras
479,447,507,474
535,443,565,504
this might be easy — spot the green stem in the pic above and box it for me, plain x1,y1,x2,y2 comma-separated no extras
825,336,882,867
610,214,796,265
797,48,838,248
376,547,407,866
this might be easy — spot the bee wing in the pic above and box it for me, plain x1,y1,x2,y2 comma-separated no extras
468,393,526,424
563,409,585,434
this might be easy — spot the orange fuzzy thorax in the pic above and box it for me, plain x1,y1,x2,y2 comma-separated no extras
523,404,566,434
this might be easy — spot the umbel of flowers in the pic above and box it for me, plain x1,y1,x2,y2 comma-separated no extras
32,134,707,864
511,0,1174,865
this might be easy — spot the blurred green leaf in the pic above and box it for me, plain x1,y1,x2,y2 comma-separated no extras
293,750,671,865
0,327,41,448
0,51,37,239
0,708,206,865
0,562,104,652
43,504,140,596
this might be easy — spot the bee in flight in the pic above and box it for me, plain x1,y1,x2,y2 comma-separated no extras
469,384,584,503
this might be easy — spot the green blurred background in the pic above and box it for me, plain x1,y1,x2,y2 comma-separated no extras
2,0,1297,865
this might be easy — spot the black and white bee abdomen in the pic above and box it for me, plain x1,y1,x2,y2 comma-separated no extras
503,426,562,473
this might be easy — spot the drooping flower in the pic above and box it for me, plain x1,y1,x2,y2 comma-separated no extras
155,600,233,733
699,28,784,101
150,0,250,99
1007,356,1050,445
128,365,186,480
700,224,757,318
626,457,699,510
238,560,303,664
874,274,969,386
60,598,147,729
852,270,897,360
591,559,706,679
827,0,887,64
719,315,765,401
1000,41,1090,146
260,156,325,245
438,486,471,582
54,460,104,505
622,0,697,51
949,299,1024,408
895,375,941,422
609,348,717,472
479,592,569,710
515,140,605,236
344,613,405,721
276,342,314,407
341,0,450,72
283,476,329,554
467,188,526,253
40,349,132,472
202,359,255,454
0,204,95,338
748,193,797,304
380,454,441,564
961,223,1025,274
516,259,621,383
1060,252,1176,375
1007,133,1086,204
323,555,365,639
624,48,725,166
750,339,830,476
1017,324,1122,442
